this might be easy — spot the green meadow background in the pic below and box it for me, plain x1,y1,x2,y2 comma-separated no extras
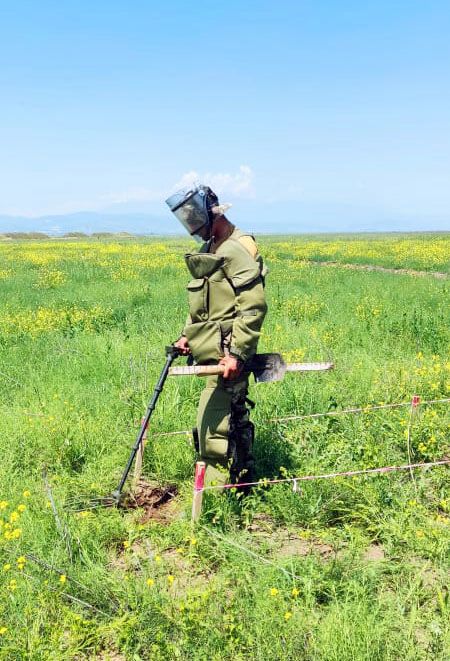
0,233,449,660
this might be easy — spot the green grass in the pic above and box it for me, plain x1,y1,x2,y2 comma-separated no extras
0,235,449,660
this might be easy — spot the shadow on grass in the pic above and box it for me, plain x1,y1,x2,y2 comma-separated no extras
253,425,295,480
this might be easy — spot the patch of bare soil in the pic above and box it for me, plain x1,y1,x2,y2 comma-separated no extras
74,647,126,661
161,548,214,595
93,651,126,661
363,544,385,561
246,516,342,560
275,534,336,559
122,478,178,523
246,512,277,536
109,538,153,572
408,558,442,588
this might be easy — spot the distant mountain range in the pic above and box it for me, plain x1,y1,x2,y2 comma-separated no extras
0,212,180,236
0,202,449,235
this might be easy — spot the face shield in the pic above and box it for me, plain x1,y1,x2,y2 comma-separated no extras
165,187,211,237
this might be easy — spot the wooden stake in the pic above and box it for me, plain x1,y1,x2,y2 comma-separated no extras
133,417,148,485
191,461,206,524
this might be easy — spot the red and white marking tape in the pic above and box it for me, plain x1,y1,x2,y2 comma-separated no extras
270,396,450,423
201,459,450,492
154,396,450,438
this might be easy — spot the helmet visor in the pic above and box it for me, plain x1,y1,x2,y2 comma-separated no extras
165,189,209,235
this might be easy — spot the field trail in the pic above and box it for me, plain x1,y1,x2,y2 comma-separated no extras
309,260,449,278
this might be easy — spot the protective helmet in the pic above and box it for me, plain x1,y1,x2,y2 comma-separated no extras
165,185,219,238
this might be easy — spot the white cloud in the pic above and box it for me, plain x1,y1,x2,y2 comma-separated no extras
172,165,254,197
18,165,255,216
95,166,254,209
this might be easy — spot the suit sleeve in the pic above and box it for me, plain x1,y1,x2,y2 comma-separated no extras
182,313,192,336
222,242,268,362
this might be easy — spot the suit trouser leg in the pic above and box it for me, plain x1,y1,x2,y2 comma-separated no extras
197,373,255,486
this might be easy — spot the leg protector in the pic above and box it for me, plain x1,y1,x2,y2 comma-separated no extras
192,427,199,453
229,386,255,485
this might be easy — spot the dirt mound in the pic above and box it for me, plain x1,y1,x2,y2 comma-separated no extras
122,479,178,523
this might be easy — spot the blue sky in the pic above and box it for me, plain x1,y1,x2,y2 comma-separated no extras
1,1,450,231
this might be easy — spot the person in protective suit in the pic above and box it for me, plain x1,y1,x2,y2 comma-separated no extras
166,185,268,486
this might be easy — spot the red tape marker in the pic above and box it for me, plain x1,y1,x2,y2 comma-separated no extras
194,462,206,491
192,461,206,523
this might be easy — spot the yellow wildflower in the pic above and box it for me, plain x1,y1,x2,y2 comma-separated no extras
17,504,26,513
167,574,175,585
0,627,7,636
146,578,155,587
3,564,11,572
284,611,293,621
59,574,67,584
16,556,26,565
9,512,19,523
123,540,130,549
270,587,279,597
436,515,449,525
0,501,8,510
291,587,300,597
190,537,197,546
77,511,92,519
155,555,162,564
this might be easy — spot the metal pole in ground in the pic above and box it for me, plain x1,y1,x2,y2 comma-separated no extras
191,461,206,524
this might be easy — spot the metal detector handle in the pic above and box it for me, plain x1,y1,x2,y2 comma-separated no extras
113,346,180,498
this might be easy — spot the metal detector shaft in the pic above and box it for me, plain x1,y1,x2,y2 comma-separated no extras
112,346,180,500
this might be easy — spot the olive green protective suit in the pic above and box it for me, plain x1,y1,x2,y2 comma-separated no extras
183,227,267,485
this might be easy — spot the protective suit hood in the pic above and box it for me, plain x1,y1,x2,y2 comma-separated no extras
166,185,215,238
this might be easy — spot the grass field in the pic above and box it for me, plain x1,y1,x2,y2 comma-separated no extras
0,233,449,660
